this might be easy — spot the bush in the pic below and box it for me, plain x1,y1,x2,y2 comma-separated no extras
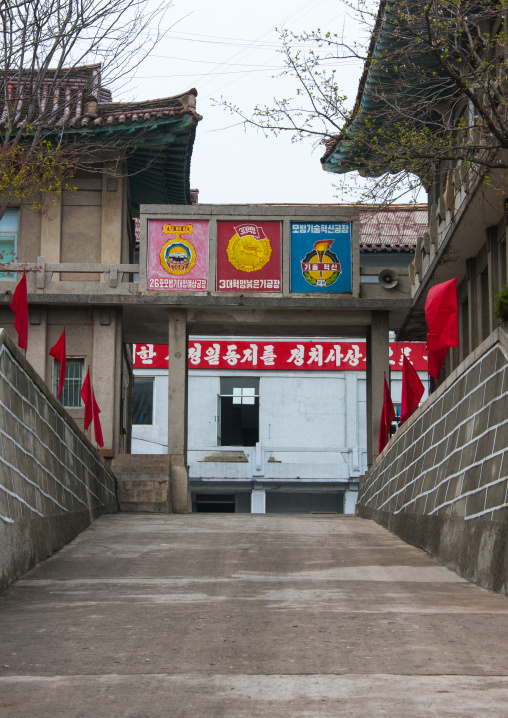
494,284,508,324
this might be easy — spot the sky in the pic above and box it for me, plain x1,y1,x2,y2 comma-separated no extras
119,0,367,204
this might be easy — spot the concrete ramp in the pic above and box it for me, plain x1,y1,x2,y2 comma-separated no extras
1,513,508,716
0,330,117,590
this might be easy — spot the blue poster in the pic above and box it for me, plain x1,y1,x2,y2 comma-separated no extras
290,222,352,293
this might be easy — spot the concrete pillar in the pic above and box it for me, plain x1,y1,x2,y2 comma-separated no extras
486,228,495,335
466,258,476,354
251,488,266,514
344,490,358,515
100,168,123,267
366,311,389,466
168,309,190,513
26,308,47,380
92,309,118,453
40,191,62,280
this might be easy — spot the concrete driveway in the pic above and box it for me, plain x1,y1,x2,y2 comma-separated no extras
1,514,508,716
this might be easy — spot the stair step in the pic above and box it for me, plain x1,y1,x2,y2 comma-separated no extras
111,454,169,474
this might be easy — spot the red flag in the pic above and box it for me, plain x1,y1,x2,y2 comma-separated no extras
425,278,458,381
92,389,104,448
80,367,93,430
378,375,396,454
49,329,66,400
9,272,28,350
401,354,425,423
425,277,459,351
427,347,448,381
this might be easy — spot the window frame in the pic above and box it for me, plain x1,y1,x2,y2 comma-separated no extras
218,377,260,447
132,376,155,426
0,208,19,280
53,357,85,408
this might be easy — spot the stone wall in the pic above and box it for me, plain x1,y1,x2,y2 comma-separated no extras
0,329,118,590
357,327,508,593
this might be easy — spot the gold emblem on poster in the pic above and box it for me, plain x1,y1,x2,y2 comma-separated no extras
160,224,196,275
226,223,272,273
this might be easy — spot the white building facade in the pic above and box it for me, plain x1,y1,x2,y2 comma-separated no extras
132,338,428,514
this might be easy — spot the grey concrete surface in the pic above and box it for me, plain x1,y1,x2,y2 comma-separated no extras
1,514,508,717
358,328,508,594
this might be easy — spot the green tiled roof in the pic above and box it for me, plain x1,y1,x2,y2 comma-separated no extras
0,64,201,209
321,0,445,176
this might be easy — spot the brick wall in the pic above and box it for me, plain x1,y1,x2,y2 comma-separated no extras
0,330,117,589
357,327,508,593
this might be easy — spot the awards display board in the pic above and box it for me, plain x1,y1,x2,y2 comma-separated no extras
290,221,352,293
147,220,209,291
216,220,282,292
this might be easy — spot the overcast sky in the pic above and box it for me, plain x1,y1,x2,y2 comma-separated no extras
121,0,366,204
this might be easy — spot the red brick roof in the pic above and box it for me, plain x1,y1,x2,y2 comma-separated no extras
359,206,427,250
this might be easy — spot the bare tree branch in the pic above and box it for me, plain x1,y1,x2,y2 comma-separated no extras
0,0,178,217
216,0,508,205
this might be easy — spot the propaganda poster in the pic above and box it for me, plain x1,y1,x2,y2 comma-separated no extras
216,220,282,292
147,219,209,291
290,221,352,293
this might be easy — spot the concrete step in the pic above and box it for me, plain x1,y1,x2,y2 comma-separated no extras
117,479,170,513
111,455,170,513
111,454,169,473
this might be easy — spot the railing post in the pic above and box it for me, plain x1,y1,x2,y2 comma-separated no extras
36,257,46,290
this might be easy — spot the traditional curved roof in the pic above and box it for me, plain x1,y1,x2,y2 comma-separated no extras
320,0,446,176
0,64,202,208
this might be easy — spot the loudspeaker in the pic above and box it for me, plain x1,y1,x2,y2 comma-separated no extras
378,268,399,289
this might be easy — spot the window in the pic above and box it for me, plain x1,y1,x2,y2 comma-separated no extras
0,209,19,279
132,377,154,425
218,377,259,446
54,359,84,407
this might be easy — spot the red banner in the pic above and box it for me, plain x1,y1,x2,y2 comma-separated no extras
133,341,428,371
216,220,282,292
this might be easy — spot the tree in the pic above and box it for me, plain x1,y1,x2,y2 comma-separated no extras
0,0,174,218
218,0,508,205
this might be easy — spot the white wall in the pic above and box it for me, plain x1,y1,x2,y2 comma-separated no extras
132,368,369,480
131,370,168,455
260,374,346,449
131,368,428,476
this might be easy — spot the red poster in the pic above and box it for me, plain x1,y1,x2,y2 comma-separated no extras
216,220,282,292
133,341,428,371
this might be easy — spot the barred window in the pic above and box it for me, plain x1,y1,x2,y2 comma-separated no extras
54,359,84,407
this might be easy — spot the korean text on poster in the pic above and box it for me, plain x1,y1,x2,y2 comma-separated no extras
133,341,428,371
216,220,282,292
147,219,209,291
290,222,352,293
